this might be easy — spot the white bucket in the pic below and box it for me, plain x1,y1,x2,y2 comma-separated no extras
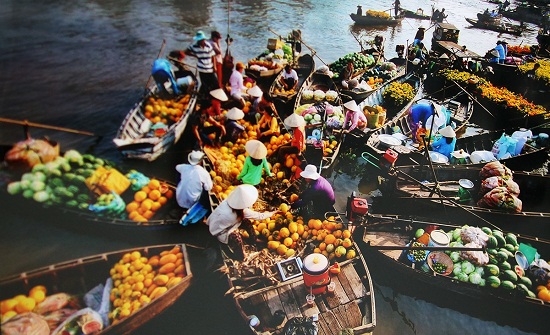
176,75,194,88
429,230,450,247
511,128,533,156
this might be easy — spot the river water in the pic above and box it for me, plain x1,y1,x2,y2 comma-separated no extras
0,0,542,334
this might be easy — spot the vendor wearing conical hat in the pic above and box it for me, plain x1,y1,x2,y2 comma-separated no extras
222,107,246,143
277,113,307,164
236,140,273,186
343,100,367,133
204,88,228,119
206,184,277,260
430,125,457,159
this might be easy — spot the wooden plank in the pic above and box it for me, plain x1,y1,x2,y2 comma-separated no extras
319,310,342,335
243,294,272,328
341,263,366,300
333,304,352,329
316,314,332,335
324,276,347,309
291,282,319,318
345,301,363,329
277,284,302,320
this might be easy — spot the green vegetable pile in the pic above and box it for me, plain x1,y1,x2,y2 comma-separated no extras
330,53,376,78
408,242,427,263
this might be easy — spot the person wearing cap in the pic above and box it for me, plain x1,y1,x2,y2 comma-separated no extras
185,30,219,96
222,107,246,143
413,26,425,46
343,100,367,133
256,101,280,142
236,140,273,186
175,150,213,210
277,113,307,163
292,164,335,219
430,125,457,159
229,62,248,108
207,184,277,260
208,31,223,87
279,64,299,91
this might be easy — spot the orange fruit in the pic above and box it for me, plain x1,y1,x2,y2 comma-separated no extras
164,190,173,199
15,297,36,313
126,201,140,213
1,299,18,314
143,210,155,220
148,179,160,190
149,190,161,201
283,237,293,247
279,227,290,239
324,234,336,245
151,202,162,211
29,290,46,304
140,200,152,212
134,191,147,202
29,285,47,296
129,211,140,220
158,196,168,205
342,230,351,239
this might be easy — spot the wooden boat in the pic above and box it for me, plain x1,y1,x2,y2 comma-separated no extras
501,4,543,25
344,71,421,144
353,214,550,335
465,16,523,36
373,164,550,239
401,8,431,20
113,62,199,161
0,244,192,335
430,23,482,59
362,93,474,163
1,142,180,228
350,13,403,26
268,53,315,104
292,71,346,174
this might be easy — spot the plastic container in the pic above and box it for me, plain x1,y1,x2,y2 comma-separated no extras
428,230,450,247
302,253,330,294
511,128,533,155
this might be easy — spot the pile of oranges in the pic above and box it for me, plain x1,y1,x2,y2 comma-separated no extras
126,179,173,222
108,246,186,324
1,285,47,322
143,95,191,126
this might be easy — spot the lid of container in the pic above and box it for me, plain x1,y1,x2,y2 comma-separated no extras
459,179,474,189
303,253,329,274
430,230,450,245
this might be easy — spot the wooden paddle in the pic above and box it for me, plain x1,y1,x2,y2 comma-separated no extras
0,117,96,137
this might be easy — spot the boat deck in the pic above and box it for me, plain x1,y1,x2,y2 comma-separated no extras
363,230,409,261
235,257,374,335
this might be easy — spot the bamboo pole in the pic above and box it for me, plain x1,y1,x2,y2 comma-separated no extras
0,117,96,137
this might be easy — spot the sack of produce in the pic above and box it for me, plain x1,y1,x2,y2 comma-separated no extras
51,308,103,335
477,186,522,213
4,138,59,171
480,176,520,196
1,312,50,335
85,166,130,196
460,226,489,247
459,242,489,266
479,161,512,180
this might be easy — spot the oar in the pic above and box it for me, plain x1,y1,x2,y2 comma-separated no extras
143,39,167,95
0,117,96,137
450,80,495,118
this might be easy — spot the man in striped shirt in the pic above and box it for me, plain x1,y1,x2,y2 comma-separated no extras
185,30,219,97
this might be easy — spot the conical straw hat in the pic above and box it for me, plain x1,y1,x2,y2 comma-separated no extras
225,107,244,120
247,85,263,98
227,184,258,209
439,125,456,138
284,113,306,128
343,100,360,112
210,88,228,101
245,139,268,159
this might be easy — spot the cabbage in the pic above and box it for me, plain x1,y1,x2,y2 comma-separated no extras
457,272,469,282
469,272,482,285
313,90,325,101
449,251,461,263
474,266,484,275
452,228,462,241
302,90,314,100
479,278,486,287
30,180,46,192
325,90,338,102
7,182,22,195
461,261,475,275
33,190,49,203
452,266,463,277
304,114,313,122
313,114,322,121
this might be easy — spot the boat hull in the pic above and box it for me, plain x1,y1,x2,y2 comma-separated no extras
350,13,403,26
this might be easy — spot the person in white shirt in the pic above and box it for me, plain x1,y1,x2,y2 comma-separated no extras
208,31,223,87
279,64,299,91
175,150,213,210
206,184,277,260
229,62,247,108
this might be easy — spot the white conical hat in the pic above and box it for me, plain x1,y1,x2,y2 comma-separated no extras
344,100,360,112
227,184,258,209
247,85,263,98
245,139,268,159
438,125,456,138
187,150,204,165
225,107,244,120
210,88,228,101
284,113,306,128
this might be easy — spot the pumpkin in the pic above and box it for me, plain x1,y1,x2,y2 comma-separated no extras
4,138,59,170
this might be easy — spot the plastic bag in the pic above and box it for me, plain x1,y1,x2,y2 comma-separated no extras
479,161,513,180
480,176,520,196
491,133,517,159
477,187,522,213
283,317,318,335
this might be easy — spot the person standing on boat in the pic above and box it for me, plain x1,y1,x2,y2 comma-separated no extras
393,0,401,17
279,64,299,91
434,8,447,23
430,125,456,159
185,30,219,98
236,140,273,186
208,31,224,88
356,5,363,16
229,62,248,109
494,41,506,64
207,184,278,260
222,107,246,143
175,150,212,213
413,26,425,46
342,100,367,133
292,164,335,220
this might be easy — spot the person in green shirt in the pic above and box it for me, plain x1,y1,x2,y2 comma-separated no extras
237,140,273,186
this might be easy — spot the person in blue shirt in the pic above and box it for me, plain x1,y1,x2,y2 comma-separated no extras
431,125,456,159
494,41,506,64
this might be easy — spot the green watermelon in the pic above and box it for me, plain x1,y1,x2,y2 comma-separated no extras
494,234,506,248
486,236,498,248
505,233,518,247
496,251,509,263
481,227,493,235
501,280,516,290
502,269,518,282
519,276,532,288
499,261,512,271
485,264,500,276
486,276,501,288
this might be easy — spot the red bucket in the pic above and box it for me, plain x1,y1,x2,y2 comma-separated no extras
302,253,330,294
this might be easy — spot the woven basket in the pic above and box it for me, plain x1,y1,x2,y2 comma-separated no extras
427,251,454,276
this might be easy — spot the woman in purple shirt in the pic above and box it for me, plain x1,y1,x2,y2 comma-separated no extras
292,165,335,219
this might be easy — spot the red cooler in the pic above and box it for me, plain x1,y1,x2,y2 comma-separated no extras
302,253,330,294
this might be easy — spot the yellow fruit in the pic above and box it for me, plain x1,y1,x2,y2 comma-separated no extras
342,238,352,248
279,227,290,238
342,230,351,239
290,193,299,203
267,241,281,250
335,246,347,258
134,191,147,202
276,171,284,179
279,203,289,214
346,249,357,259
1,299,18,314
283,237,293,247
2,310,17,322
29,290,46,304
29,285,47,296
15,297,36,314
148,179,161,190
277,244,288,256
285,248,296,258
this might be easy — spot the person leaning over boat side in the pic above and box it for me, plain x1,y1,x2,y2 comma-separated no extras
292,164,335,220
408,101,444,139
236,140,273,186
208,31,224,88
256,101,280,143
340,60,354,89
229,62,248,109
203,88,228,120
175,150,213,211
279,64,299,91
430,125,456,159
189,108,226,149
342,100,367,133
185,30,219,97
207,184,278,260
277,113,306,165
222,107,246,143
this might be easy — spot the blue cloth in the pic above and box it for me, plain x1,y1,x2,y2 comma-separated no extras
409,103,434,126
495,44,505,64
431,136,457,158
152,59,179,94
